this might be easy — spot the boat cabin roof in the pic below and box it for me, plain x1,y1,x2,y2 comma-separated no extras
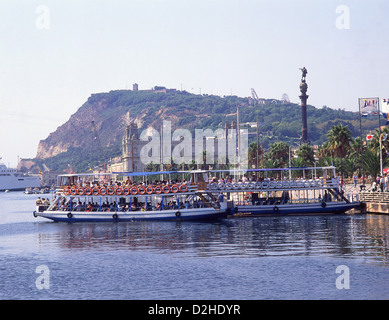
58,166,336,178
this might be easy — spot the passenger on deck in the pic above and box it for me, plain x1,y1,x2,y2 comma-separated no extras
281,191,290,204
74,202,83,211
323,190,332,202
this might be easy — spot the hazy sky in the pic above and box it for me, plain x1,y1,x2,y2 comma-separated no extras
1,0,388,167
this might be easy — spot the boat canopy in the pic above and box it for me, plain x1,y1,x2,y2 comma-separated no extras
58,166,336,185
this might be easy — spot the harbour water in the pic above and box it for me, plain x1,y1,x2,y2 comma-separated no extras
1,191,388,300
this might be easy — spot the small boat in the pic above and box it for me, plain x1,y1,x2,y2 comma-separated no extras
204,166,361,216
33,171,230,222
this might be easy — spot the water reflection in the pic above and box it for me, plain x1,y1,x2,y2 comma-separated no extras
37,214,389,263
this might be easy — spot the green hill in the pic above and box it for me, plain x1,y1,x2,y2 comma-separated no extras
28,88,378,172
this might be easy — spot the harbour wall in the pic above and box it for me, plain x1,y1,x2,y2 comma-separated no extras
359,192,389,214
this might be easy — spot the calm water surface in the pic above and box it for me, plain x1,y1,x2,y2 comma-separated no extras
1,192,388,300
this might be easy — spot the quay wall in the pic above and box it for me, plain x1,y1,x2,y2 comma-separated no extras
360,192,389,214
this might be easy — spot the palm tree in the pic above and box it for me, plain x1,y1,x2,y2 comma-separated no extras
316,142,331,160
348,136,364,177
296,143,315,167
326,123,352,176
362,149,382,178
268,142,289,168
369,127,389,161
326,123,352,158
349,136,363,159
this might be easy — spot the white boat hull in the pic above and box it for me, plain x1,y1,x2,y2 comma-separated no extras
34,207,227,222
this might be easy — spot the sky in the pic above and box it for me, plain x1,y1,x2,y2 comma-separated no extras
1,0,388,168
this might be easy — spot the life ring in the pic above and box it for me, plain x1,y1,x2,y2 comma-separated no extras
304,181,310,188
92,187,100,196
138,186,146,195
107,187,115,195
154,185,162,194
171,184,179,193
262,182,269,189
255,182,262,189
70,186,77,196
282,181,290,188
162,185,170,194
247,182,255,189
273,206,279,212
225,183,233,190
33,211,38,218
269,181,276,189
84,187,92,196
210,182,218,190
122,187,131,196
146,186,153,194
99,187,107,196
233,183,240,190
77,187,85,196
130,186,138,195
276,182,283,189
112,213,118,220
218,183,225,190
115,187,123,195
67,212,73,219
321,202,327,208
63,187,70,196
241,182,247,189
175,211,181,217
179,184,188,193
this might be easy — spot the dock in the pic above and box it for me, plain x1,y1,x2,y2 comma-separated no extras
359,192,389,214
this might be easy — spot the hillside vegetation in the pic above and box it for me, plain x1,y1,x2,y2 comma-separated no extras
29,89,378,172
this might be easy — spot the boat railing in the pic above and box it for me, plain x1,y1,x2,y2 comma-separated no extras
206,178,339,192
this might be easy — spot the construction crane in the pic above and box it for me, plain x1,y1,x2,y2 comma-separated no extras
251,88,259,102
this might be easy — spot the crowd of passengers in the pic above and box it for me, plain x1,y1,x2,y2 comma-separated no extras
209,174,336,184
67,177,189,189
39,197,209,212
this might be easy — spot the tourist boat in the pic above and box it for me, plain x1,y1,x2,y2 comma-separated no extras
0,162,41,192
204,166,361,216
33,171,230,222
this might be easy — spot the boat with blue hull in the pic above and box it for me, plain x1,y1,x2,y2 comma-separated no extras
33,171,230,222
204,166,361,216
34,166,361,222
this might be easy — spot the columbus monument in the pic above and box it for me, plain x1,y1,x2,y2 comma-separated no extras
299,67,309,144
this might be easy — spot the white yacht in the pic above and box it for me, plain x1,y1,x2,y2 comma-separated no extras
0,163,41,191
